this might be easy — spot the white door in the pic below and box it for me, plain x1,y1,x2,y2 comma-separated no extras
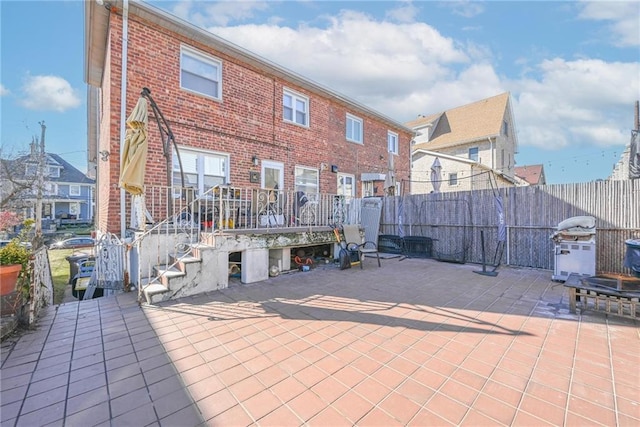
337,173,355,200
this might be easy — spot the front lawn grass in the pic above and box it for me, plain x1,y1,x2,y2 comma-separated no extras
47,248,75,304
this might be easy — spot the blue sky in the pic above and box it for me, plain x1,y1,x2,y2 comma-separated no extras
1,1,639,184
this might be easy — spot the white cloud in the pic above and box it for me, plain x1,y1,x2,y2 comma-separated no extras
19,75,81,112
578,1,640,47
385,1,419,23
0,84,9,96
205,9,471,119
171,0,269,26
512,58,639,150
443,0,485,18
176,3,637,154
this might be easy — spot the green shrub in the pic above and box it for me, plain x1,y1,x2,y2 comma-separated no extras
0,240,31,267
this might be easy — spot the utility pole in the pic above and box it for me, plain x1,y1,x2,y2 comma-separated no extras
33,121,46,249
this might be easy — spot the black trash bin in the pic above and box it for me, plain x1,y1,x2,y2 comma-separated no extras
66,252,102,299
65,252,93,284
624,239,640,278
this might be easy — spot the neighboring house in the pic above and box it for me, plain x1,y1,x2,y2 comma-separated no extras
1,141,95,225
609,143,632,181
407,92,520,194
85,0,413,235
514,164,547,185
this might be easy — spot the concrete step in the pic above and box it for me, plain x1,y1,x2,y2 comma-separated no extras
142,283,170,304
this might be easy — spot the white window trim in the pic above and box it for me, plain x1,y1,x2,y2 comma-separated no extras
283,88,309,127
48,166,60,178
295,166,319,197
180,45,222,100
468,147,479,162
448,173,459,187
388,131,398,154
172,146,230,197
337,173,356,201
45,183,58,195
346,114,363,144
69,185,81,196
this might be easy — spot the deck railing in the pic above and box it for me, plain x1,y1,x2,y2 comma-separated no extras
129,185,354,303
137,185,353,232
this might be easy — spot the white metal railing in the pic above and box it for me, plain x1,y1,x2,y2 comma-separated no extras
130,185,354,303
138,185,352,232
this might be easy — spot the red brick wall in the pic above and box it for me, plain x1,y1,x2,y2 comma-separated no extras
101,11,411,233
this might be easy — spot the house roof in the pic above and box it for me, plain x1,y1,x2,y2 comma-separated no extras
514,164,545,185
84,0,412,136
412,147,521,186
14,153,95,184
409,92,510,151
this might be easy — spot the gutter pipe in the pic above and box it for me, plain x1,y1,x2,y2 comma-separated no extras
119,0,129,237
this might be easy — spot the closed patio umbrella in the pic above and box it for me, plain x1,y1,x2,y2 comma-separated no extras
119,97,149,196
430,157,442,193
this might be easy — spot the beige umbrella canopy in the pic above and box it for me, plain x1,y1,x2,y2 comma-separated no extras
119,97,149,196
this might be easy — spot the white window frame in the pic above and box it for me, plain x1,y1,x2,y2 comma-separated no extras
295,166,319,199
448,173,458,187
283,89,309,127
387,131,398,154
337,173,356,202
44,183,58,196
468,147,479,162
47,166,60,178
346,114,363,144
180,46,222,100
173,147,229,198
69,185,81,196
362,181,375,198
25,164,37,176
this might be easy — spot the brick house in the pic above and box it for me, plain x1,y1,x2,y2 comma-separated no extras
407,93,521,194
84,0,413,235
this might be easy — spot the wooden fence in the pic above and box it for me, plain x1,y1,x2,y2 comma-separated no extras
380,179,640,275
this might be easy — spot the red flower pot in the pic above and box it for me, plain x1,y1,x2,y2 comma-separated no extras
0,264,22,296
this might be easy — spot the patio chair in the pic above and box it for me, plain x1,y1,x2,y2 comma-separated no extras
342,224,381,269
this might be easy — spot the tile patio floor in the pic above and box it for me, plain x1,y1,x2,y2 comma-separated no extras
1,258,639,426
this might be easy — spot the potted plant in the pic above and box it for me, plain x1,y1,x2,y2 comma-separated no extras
0,239,31,296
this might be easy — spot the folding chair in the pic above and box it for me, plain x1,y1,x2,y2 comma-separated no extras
342,224,381,269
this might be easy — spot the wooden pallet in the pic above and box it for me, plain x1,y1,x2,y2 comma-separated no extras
564,274,640,319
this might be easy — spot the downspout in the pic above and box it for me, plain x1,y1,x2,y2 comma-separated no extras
487,137,494,170
119,0,129,238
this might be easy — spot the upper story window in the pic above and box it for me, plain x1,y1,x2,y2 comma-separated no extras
47,166,60,178
69,185,81,196
468,147,479,162
387,131,398,154
25,164,37,176
448,173,458,186
283,89,309,126
346,114,363,143
44,183,58,196
502,120,509,136
180,46,222,100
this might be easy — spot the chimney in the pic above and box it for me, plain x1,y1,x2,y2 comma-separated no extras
635,100,639,131
39,121,46,155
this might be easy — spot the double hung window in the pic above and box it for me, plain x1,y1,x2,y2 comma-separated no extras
468,147,479,162
295,166,319,198
346,114,363,143
283,89,309,126
180,46,222,99
173,148,229,197
388,131,398,154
